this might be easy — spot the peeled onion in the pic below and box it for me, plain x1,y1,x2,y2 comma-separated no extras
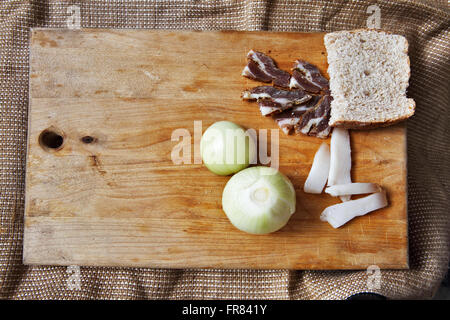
222,166,296,234
200,121,256,176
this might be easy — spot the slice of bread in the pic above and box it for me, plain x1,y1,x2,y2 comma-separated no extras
324,29,415,129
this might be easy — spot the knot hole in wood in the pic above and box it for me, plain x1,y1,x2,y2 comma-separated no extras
38,127,64,151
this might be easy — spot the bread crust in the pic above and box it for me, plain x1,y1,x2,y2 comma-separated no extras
330,100,416,129
331,116,408,129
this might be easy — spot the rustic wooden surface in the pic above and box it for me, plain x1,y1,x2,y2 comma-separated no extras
24,29,408,269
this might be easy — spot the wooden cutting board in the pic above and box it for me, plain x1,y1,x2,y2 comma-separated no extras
24,29,408,270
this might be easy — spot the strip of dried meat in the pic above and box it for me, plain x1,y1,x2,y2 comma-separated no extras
272,95,321,134
257,100,289,116
295,94,333,138
289,60,329,93
242,86,311,113
242,50,291,88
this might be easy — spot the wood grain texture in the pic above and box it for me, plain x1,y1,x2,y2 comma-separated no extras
24,29,408,269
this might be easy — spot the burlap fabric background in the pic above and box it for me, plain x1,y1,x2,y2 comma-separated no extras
1,0,449,300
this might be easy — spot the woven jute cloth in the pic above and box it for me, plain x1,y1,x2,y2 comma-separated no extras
1,0,449,300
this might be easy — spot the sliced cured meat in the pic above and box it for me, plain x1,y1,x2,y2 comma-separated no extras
272,105,312,134
258,94,319,117
325,183,381,197
289,60,329,93
320,191,388,228
295,94,332,138
257,100,290,116
272,95,321,134
242,60,273,83
242,86,311,108
242,50,291,88
303,143,331,194
241,53,333,139
290,70,321,93
327,127,352,201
